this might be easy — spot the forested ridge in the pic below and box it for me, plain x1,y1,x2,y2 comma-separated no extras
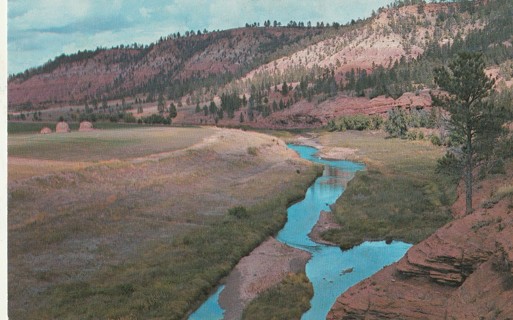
8,0,513,118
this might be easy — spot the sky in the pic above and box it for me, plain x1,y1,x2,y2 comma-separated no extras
7,0,393,75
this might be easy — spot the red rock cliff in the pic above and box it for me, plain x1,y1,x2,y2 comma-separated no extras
328,162,513,319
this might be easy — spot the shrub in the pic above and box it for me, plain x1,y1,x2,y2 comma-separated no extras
327,114,384,132
123,113,136,123
430,135,442,146
228,206,249,219
247,147,258,156
407,131,418,140
385,107,408,138
142,113,171,125
436,151,463,178
488,158,506,174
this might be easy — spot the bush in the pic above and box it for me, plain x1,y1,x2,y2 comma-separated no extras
142,113,171,125
247,147,258,156
228,206,249,219
327,114,384,131
436,151,463,178
123,113,136,123
385,107,408,138
407,131,418,140
430,135,442,146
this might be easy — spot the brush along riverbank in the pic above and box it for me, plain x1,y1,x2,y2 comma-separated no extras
8,126,321,319
315,130,458,249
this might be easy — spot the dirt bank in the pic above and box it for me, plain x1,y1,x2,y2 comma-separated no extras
218,237,311,320
308,211,341,246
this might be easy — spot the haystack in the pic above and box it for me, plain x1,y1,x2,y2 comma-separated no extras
79,121,94,132
40,127,52,134
56,121,71,133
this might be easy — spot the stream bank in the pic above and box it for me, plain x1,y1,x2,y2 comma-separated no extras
190,143,411,320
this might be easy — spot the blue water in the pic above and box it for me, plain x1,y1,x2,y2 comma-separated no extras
189,285,225,320
190,144,412,320
281,144,412,320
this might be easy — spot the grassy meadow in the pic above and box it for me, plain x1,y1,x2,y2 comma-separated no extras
8,126,321,319
242,272,313,320
7,121,149,134
317,130,458,249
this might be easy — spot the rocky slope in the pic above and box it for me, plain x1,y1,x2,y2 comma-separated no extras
243,3,478,81
8,2,482,110
328,161,513,319
8,27,317,107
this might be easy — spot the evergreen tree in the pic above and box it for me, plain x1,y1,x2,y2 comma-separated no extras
385,107,408,138
281,81,289,96
169,102,177,118
157,93,165,114
432,52,505,214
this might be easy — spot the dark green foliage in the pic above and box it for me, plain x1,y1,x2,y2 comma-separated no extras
157,93,165,114
141,113,171,125
436,151,463,179
314,68,338,97
323,168,454,249
281,81,289,96
327,114,383,131
209,101,218,116
123,113,137,123
242,273,313,320
169,103,177,118
228,206,248,219
385,107,408,138
430,134,442,146
433,52,505,214
220,92,242,118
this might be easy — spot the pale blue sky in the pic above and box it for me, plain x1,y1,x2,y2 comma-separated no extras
8,0,392,75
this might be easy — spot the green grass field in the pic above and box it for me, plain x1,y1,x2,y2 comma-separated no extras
8,127,321,319
8,126,216,161
7,121,151,134
318,131,458,248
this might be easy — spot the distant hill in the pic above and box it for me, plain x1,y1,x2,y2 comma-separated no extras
8,0,513,129
8,27,328,108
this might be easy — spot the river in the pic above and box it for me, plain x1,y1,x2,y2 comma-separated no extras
190,144,411,320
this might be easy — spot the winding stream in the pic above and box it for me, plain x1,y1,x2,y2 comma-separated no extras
190,144,411,320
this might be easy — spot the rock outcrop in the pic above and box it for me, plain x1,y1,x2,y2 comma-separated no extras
328,162,513,319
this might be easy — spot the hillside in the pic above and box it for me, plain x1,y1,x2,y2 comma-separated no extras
8,0,513,129
8,27,326,108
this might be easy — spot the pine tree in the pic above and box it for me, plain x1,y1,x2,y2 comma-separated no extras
169,102,177,118
157,93,165,114
281,81,288,96
432,52,505,214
